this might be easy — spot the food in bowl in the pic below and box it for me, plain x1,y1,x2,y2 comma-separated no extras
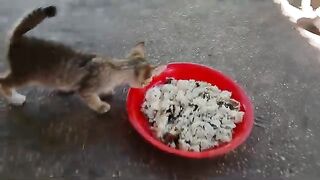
141,78,244,152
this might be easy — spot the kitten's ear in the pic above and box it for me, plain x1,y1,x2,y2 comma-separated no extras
151,65,167,76
127,42,145,59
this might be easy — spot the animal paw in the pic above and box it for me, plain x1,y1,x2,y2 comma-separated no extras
97,103,110,114
8,93,26,106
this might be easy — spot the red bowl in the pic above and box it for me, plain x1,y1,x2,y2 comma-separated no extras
126,62,254,159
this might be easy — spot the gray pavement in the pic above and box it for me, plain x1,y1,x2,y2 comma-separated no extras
0,0,320,179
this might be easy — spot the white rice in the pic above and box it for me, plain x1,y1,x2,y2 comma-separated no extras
141,78,244,152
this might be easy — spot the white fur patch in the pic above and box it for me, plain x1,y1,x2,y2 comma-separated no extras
7,90,26,106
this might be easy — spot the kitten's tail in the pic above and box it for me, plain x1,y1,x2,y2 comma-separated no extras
10,6,57,41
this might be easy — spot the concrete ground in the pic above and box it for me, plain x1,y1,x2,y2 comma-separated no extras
0,0,320,179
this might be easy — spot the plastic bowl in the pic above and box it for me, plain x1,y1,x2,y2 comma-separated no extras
126,62,254,159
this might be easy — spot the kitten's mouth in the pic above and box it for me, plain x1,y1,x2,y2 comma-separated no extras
141,82,149,87
142,78,152,87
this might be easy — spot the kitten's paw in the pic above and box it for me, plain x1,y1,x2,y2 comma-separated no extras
97,103,110,114
8,93,26,106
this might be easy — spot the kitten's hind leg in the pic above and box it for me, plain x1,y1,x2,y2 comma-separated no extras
6,89,26,105
0,75,26,106
80,92,110,113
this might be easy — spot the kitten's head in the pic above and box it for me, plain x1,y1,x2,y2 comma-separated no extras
126,42,166,88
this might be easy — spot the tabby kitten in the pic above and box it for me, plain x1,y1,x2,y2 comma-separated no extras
0,6,165,113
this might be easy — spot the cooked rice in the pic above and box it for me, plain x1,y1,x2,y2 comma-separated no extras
142,78,244,152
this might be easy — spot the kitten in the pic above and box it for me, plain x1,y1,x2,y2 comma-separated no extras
0,6,166,113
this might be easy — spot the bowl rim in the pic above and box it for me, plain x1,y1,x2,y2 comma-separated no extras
126,62,254,159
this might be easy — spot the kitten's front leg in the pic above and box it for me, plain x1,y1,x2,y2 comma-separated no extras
80,93,110,113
